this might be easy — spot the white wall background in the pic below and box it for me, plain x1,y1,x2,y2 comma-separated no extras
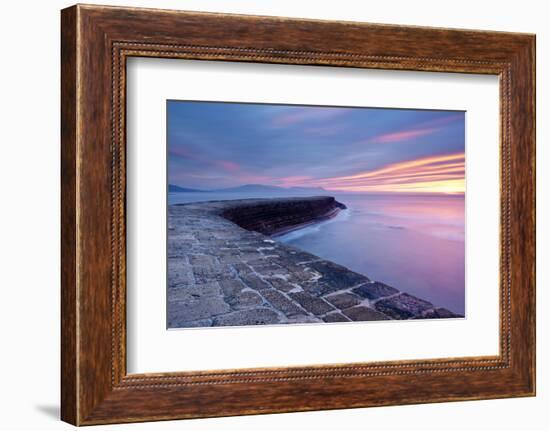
0,0,546,429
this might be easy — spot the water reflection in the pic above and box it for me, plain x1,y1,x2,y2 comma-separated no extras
278,193,465,315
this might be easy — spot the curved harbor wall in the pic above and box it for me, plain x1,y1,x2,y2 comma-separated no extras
220,196,346,236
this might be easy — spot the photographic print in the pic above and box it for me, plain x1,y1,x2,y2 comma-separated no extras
167,101,465,329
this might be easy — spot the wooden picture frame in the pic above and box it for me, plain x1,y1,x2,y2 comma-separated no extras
61,4,536,425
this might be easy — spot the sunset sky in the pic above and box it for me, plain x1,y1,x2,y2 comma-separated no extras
167,101,465,194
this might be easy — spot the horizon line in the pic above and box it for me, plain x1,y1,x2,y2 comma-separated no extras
168,182,465,196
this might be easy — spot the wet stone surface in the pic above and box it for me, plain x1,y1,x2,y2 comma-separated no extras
375,293,437,319
322,312,352,323
343,306,391,321
167,198,462,328
325,292,362,310
353,282,399,300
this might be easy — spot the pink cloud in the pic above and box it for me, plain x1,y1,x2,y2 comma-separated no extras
305,152,465,194
270,108,348,127
368,127,438,144
277,175,313,187
216,160,240,172
362,113,463,145
303,125,344,137
421,112,464,128
170,148,241,173
168,146,197,159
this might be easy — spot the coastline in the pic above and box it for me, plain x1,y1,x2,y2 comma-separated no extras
270,207,344,237
168,196,462,328
218,196,346,237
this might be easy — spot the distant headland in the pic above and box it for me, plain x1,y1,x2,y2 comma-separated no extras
168,183,328,194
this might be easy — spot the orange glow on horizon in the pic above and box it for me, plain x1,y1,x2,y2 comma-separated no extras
309,152,465,194
328,179,465,194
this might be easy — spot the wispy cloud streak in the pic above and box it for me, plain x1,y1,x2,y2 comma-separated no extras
306,153,465,194
362,112,463,144
269,107,349,127
169,146,242,174
368,127,438,143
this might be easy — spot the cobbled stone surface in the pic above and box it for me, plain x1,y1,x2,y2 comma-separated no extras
226,290,264,310
416,307,463,319
212,308,280,326
325,292,362,310
322,312,352,323
343,306,391,321
374,293,434,319
288,291,335,316
167,198,462,328
262,289,306,317
353,282,399,300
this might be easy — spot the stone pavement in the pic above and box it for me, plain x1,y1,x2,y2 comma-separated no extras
167,198,461,328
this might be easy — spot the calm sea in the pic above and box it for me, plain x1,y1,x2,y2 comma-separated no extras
168,192,465,315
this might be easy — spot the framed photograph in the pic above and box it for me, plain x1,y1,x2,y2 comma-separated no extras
164,101,466,330
61,4,536,425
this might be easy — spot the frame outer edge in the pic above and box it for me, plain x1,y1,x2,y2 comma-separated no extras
501,34,536,396
531,34,537,396
525,35,537,396
61,5,79,426
527,35,536,396
61,4,536,425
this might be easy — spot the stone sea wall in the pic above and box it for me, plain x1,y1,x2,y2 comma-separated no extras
167,196,461,328
221,196,346,236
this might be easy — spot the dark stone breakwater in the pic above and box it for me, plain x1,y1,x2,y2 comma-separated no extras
167,196,462,328
221,196,347,236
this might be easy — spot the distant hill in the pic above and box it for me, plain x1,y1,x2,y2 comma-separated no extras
287,186,327,193
216,184,327,194
169,183,328,194
168,184,205,193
